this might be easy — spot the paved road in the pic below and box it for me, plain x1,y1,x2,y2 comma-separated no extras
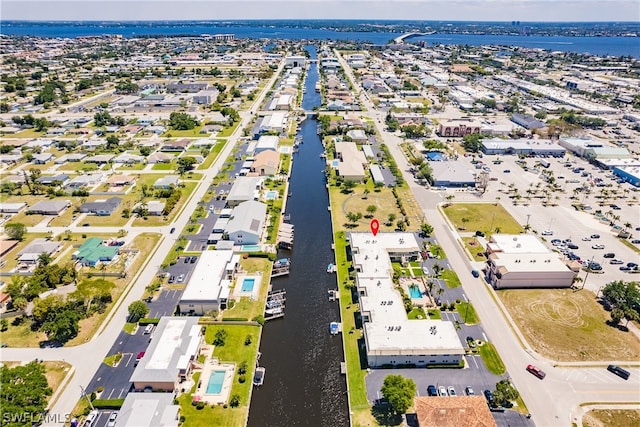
0,57,287,426
336,51,640,427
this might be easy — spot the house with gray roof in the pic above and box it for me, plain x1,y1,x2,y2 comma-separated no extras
226,176,263,207
27,200,71,215
153,176,179,189
36,174,70,186
130,317,202,392
225,200,267,245
117,393,179,427
55,153,87,164
32,153,54,164
80,197,122,216
64,173,104,189
17,238,62,264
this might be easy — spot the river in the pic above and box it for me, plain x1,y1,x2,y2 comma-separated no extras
247,46,350,427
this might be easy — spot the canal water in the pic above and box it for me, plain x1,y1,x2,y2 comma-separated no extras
247,46,349,427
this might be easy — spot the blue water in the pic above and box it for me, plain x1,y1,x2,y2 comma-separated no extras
241,278,256,292
206,370,226,395
409,285,422,299
2,21,638,57
265,190,278,200
241,245,261,252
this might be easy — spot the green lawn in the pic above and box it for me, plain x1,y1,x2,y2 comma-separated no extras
117,163,146,171
443,203,523,235
478,342,506,375
123,322,137,334
132,181,197,227
56,162,100,172
175,324,261,427
462,237,486,261
162,127,203,137
217,122,240,138
441,269,461,288
455,301,479,324
197,141,225,170
12,129,46,138
152,163,175,171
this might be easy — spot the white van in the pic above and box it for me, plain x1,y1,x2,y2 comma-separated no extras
144,324,154,335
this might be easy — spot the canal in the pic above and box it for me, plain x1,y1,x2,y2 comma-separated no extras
247,46,349,427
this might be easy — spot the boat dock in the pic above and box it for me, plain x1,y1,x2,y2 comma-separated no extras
277,222,294,250
264,289,286,321
328,289,339,301
271,258,291,277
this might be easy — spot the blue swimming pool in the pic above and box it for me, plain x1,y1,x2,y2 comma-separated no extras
241,278,255,292
408,285,422,299
206,370,226,395
265,190,278,200
241,245,261,252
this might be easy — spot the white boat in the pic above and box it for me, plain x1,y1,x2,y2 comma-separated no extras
253,366,265,386
265,307,283,315
326,263,336,273
330,322,339,335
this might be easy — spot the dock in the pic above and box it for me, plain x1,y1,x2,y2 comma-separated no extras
340,362,346,375
271,258,291,277
328,289,339,301
277,222,294,250
264,289,286,321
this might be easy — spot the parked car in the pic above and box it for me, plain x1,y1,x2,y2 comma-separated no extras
541,230,554,236
177,274,185,283
447,386,457,396
503,169,511,173
588,262,603,271
107,410,118,426
609,259,624,265
592,244,605,250
603,253,615,258
466,336,476,348
471,269,480,278
581,237,591,241
168,275,175,284
590,234,600,239
190,256,197,264
144,325,154,335
620,266,632,271
427,385,438,396
438,386,448,396
607,364,630,380
628,262,639,268
526,364,546,379
483,389,494,404
631,240,640,244
465,386,475,395
567,243,579,250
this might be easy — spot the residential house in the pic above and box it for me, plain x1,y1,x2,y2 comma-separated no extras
72,237,119,266
161,139,191,152
147,152,173,164
27,200,71,215
85,154,115,164
36,174,70,186
346,129,368,143
153,176,179,189
255,135,279,154
250,149,280,176
226,176,263,207
113,153,145,164
0,202,27,214
80,197,122,216
105,175,136,187
65,174,104,189
17,238,62,264
116,393,180,427
335,142,367,181
225,200,267,245
32,153,54,164
55,153,87,164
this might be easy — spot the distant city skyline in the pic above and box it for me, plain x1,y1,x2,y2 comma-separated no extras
2,0,640,22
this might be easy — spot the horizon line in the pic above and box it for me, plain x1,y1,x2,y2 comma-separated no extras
4,19,640,23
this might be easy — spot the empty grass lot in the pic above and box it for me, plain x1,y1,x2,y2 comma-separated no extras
582,409,640,427
499,288,640,361
462,237,487,261
443,203,523,235
132,181,197,227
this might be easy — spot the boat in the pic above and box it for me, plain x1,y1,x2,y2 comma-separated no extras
326,263,336,273
253,366,265,386
265,306,283,315
274,258,291,268
330,322,339,335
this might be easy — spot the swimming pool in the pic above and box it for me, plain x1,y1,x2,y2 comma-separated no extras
240,245,262,252
241,278,255,292
408,285,422,299
331,159,339,168
206,370,226,395
265,190,278,200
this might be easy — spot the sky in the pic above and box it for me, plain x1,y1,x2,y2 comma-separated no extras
2,0,639,22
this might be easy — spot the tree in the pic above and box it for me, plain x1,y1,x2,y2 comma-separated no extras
37,252,52,267
127,300,149,322
106,135,119,149
0,361,52,427
462,133,483,153
380,374,416,415
176,156,197,175
366,205,377,218
420,223,434,237
213,329,228,346
4,223,26,241
602,280,640,326
139,146,151,157
169,112,198,130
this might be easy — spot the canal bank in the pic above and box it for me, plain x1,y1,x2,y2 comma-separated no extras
247,46,349,427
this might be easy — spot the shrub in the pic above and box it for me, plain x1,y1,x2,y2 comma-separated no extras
96,386,104,393
238,375,246,383
196,401,205,410
91,398,124,409
229,394,240,407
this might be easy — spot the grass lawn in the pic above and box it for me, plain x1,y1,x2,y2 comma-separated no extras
462,237,487,261
427,308,442,320
443,203,523,235
162,127,203,137
12,129,46,138
175,324,261,426
619,238,640,254
152,163,175,171
455,301,479,324
5,210,48,227
56,161,100,172
330,185,411,233
217,122,240,138
407,307,427,319
1,317,48,347
132,181,197,226
117,163,146,171
441,269,461,288
223,258,271,321
197,141,225,170
478,342,506,375
42,361,72,402
48,207,77,227
582,409,640,427
499,288,640,361
123,322,137,334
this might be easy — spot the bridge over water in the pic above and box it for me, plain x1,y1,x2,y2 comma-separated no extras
394,31,436,43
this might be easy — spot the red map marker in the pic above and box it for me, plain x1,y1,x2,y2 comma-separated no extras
370,219,379,236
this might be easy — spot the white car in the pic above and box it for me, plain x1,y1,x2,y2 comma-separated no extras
581,237,591,241
107,412,118,427
592,244,605,250
609,259,624,265
541,230,554,236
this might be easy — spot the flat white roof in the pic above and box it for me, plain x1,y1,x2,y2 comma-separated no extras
350,232,463,355
488,234,550,254
490,252,571,273
180,250,234,302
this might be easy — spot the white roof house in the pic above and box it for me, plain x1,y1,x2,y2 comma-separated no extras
226,176,263,207
225,200,267,245
130,317,202,391
335,142,367,181
117,393,179,427
255,135,279,154
349,232,465,368
178,250,238,315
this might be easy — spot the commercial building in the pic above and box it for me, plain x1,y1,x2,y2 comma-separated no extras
484,234,576,289
130,317,202,392
117,393,179,427
481,138,566,157
430,161,476,187
255,135,279,154
350,232,465,368
225,200,267,245
510,113,545,130
178,250,239,315
437,120,481,137
613,166,640,187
